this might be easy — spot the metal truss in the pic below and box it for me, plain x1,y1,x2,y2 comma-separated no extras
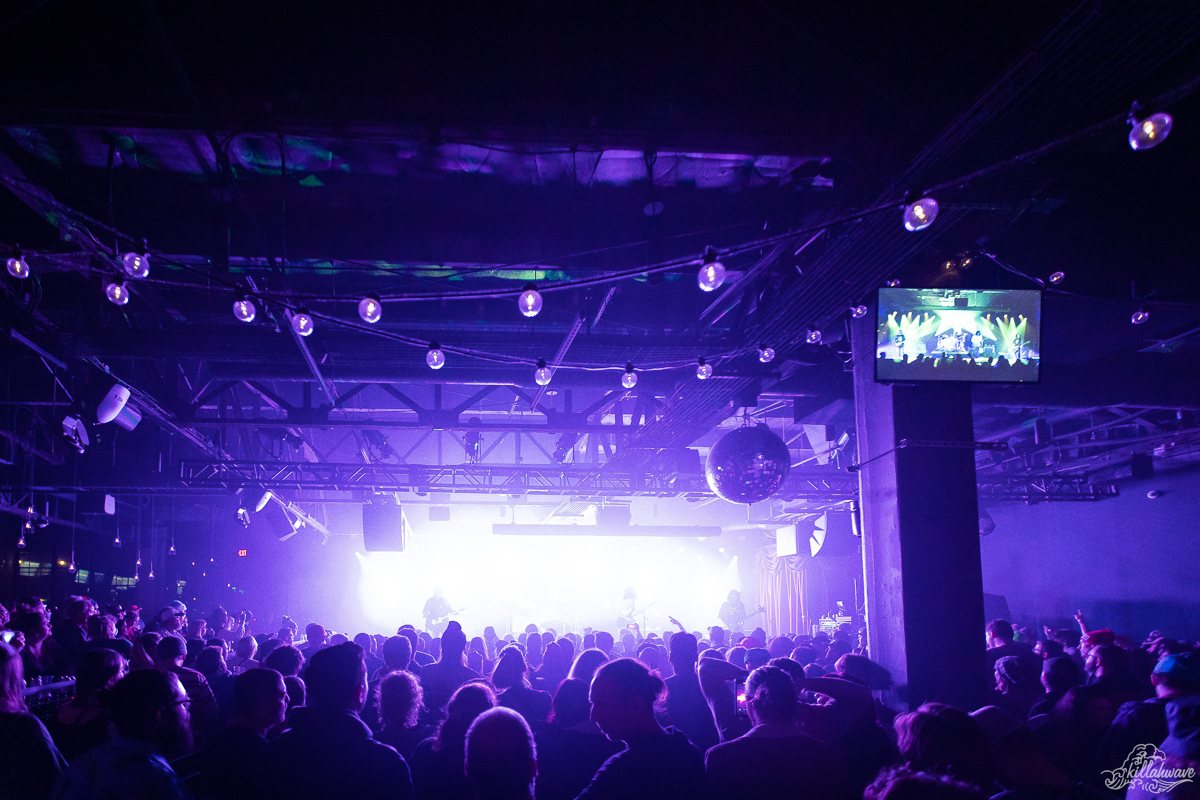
177,460,869,500
977,475,1118,503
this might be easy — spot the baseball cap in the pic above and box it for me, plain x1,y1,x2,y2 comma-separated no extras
1154,652,1200,683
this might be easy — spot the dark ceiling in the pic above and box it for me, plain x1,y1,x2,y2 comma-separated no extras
2,0,1200,520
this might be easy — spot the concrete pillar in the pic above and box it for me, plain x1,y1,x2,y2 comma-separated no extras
851,310,989,711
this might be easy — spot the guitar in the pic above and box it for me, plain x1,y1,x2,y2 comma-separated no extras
426,607,466,631
722,606,766,629
617,602,655,628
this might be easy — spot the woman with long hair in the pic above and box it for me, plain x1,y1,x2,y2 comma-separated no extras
492,646,552,728
374,670,433,760
0,641,67,799
409,682,495,800
46,648,127,762
130,632,162,671
9,608,71,679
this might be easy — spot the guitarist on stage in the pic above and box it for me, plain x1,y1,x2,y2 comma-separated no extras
422,586,454,637
718,590,748,631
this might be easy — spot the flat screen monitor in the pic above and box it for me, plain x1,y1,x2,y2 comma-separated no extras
875,288,1041,383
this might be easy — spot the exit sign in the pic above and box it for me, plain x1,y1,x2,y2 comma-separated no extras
237,549,247,557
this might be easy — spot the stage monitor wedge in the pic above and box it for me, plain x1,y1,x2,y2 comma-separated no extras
363,503,410,552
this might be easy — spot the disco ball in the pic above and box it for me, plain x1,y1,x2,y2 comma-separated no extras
705,424,791,504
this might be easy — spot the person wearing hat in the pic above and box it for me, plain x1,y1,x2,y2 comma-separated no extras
154,606,187,637
1126,694,1200,799
1097,652,1200,780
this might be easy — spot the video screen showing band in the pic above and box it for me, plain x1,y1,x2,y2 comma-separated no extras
875,288,1042,383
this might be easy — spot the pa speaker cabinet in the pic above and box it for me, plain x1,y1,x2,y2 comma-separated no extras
362,504,410,552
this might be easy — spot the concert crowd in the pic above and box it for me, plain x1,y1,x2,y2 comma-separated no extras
1,595,1198,800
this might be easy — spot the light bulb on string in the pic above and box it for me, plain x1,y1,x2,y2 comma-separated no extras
696,357,713,380
1132,308,1150,325
136,554,142,568
903,197,938,231
106,280,130,305
851,305,868,319
621,364,638,389
426,342,446,370
886,280,901,288
113,531,122,548
16,534,25,549
233,296,257,322
806,329,822,345
1048,271,1065,285
169,542,176,556
358,293,383,324
68,560,76,574
758,347,775,363
518,284,543,318
1128,106,1172,151
7,248,29,279
534,359,552,386
291,308,314,337
121,247,150,278
148,562,154,580
697,250,726,292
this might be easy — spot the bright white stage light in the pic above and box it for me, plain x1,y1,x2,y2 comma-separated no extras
696,357,712,380
903,197,938,231
621,364,637,389
359,293,383,324
518,284,543,318
233,297,257,322
291,309,314,337
535,359,552,386
427,343,446,370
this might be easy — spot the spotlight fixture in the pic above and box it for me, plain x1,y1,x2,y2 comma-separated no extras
1128,104,1172,150
6,248,29,279
758,346,776,363
534,359,552,386
426,342,446,370
697,249,726,292
696,357,713,380
518,283,543,318
886,279,901,287
358,293,383,324
236,507,251,528
105,280,130,306
62,415,89,454
97,384,142,431
291,308,314,337
902,197,938,231
851,305,868,319
806,329,822,345
1048,271,1065,285
121,246,150,278
621,363,638,389
233,296,257,322
1132,308,1150,325
253,489,273,513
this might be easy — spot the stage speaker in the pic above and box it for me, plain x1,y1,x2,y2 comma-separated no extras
808,511,859,558
776,524,798,557
363,504,410,552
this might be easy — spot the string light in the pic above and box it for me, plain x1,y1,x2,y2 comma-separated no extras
697,251,726,293
886,279,901,287
902,197,938,232
113,530,122,547
518,284,543,318
16,533,25,548
291,308,314,337
358,293,383,324
696,357,713,380
1048,271,1065,285
806,329,822,345
233,296,257,322
6,248,29,279
148,561,154,580
621,363,638,389
758,347,775,363
105,280,130,305
121,247,150,279
851,305,868,318
534,359,552,386
1132,308,1150,325
1128,105,1172,150
426,342,446,370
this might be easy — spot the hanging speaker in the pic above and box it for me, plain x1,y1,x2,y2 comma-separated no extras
808,511,859,557
363,504,410,552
